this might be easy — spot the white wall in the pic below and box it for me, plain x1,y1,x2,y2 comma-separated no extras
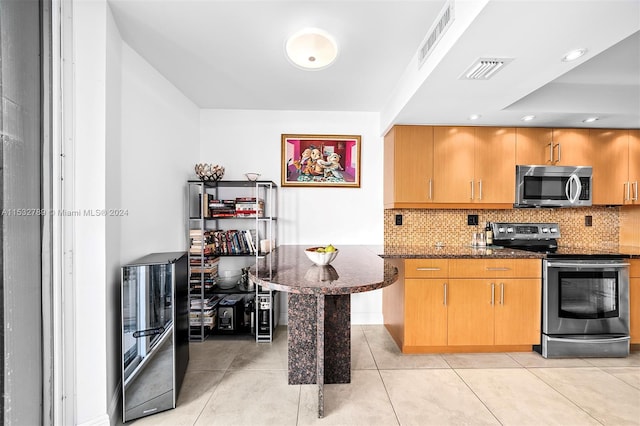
72,2,200,424
105,4,123,422
73,1,109,424
200,109,385,324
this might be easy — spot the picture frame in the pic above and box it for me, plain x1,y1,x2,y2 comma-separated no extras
281,134,361,188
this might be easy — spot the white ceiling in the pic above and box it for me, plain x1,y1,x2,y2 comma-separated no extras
108,0,640,133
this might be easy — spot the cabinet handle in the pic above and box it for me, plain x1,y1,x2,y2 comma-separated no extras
490,283,495,305
429,179,433,200
478,180,483,200
555,143,561,162
634,181,638,201
486,267,511,271
470,181,474,200
500,283,504,305
443,283,447,306
547,142,554,163
625,181,631,201
416,267,440,271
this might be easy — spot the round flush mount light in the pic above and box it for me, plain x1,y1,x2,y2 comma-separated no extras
285,28,338,70
583,116,599,123
468,114,481,120
521,115,536,122
562,48,587,62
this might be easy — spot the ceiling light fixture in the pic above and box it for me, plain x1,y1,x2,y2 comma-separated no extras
583,117,599,123
469,114,481,120
521,115,536,122
285,28,338,70
561,48,587,62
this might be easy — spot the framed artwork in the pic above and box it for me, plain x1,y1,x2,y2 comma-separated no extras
281,134,361,188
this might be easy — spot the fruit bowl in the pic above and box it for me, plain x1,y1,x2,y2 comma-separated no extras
305,246,339,266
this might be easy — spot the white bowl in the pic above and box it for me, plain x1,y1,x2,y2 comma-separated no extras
217,270,241,289
304,247,339,266
245,172,261,181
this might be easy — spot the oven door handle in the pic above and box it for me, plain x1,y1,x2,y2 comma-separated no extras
546,261,630,269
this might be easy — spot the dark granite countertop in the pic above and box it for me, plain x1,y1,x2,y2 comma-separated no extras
380,245,545,259
249,245,398,295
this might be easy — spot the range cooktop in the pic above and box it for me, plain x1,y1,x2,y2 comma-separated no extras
491,222,627,259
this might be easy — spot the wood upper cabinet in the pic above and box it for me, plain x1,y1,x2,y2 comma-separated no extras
629,130,640,205
433,126,515,204
591,129,640,205
516,128,554,165
433,127,475,203
475,127,516,203
591,129,630,205
549,128,593,166
384,125,434,207
515,128,592,166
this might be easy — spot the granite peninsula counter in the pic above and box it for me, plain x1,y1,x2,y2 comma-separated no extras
249,245,398,418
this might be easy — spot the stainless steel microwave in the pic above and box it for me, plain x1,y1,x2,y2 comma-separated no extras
515,165,592,208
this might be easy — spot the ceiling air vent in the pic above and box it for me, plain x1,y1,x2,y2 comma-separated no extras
460,58,514,80
418,0,455,68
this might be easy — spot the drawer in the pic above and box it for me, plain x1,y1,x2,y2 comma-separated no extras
405,259,449,278
449,259,541,278
630,259,640,278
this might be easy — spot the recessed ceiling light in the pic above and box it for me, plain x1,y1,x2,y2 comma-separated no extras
583,117,599,123
562,48,587,62
521,115,536,122
285,28,338,70
469,114,481,120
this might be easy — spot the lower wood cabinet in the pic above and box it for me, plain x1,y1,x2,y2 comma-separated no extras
384,258,542,353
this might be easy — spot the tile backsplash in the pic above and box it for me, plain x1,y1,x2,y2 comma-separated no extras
384,207,620,248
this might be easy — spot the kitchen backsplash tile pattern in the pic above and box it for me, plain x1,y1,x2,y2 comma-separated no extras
384,207,620,248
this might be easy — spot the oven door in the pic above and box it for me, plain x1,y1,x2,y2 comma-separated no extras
543,259,629,335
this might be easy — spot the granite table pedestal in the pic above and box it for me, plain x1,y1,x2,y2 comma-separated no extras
249,245,398,418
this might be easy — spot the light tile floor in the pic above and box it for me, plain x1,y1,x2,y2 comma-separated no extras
129,325,640,426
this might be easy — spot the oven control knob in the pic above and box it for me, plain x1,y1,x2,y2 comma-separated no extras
498,227,505,233
542,227,549,233
550,227,558,233
506,227,513,233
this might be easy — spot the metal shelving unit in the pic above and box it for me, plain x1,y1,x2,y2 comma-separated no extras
186,180,278,342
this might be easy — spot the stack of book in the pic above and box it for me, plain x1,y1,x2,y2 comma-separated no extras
189,256,219,291
189,295,220,328
234,197,264,218
209,199,236,218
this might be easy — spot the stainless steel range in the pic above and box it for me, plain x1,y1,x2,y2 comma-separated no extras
492,222,630,358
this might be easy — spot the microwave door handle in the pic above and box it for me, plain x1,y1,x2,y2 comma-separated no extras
566,174,581,204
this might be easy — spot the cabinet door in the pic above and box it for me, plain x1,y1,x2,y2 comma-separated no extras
405,279,448,346
447,280,494,346
474,127,516,203
433,127,475,203
551,128,592,166
629,130,640,205
494,279,541,345
384,126,434,206
515,128,553,165
590,129,629,205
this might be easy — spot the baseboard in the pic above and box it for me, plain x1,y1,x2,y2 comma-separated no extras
77,413,110,426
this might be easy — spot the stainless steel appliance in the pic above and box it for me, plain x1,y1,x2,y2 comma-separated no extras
492,223,630,358
121,252,189,422
515,165,592,208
